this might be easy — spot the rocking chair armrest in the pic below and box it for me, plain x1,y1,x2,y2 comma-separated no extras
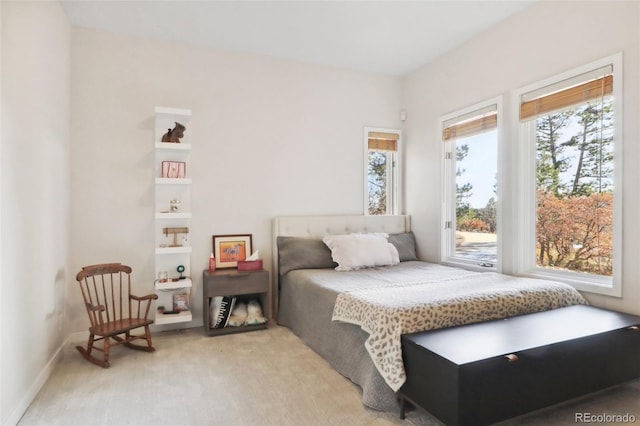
130,293,158,321
86,303,106,313
130,294,159,301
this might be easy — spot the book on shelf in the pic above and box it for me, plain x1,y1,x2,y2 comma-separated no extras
173,293,190,312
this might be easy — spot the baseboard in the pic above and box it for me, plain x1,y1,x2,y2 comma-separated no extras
4,341,64,425
3,331,88,426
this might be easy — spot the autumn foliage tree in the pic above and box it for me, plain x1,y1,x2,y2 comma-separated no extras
452,94,613,275
536,191,613,275
535,98,614,276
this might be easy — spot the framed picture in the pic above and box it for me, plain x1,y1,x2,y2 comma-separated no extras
212,234,252,269
173,293,190,312
161,161,186,178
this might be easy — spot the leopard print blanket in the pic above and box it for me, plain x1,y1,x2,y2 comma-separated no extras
331,271,587,392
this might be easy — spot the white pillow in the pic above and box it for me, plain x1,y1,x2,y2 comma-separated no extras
322,233,400,271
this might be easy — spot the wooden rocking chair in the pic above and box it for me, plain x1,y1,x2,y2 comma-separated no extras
75,263,158,368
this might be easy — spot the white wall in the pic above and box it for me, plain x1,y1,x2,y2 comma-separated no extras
0,1,70,424
68,28,403,333
7,2,636,422
403,1,640,314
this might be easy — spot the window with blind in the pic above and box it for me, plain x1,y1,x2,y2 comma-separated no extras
441,100,500,270
516,53,622,296
364,128,400,215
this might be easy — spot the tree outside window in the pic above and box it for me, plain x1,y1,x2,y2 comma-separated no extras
365,128,399,216
368,151,389,215
535,98,613,276
441,101,499,269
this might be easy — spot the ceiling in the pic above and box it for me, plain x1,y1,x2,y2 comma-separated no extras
61,0,536,76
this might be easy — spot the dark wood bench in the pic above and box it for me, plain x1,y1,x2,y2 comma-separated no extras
399,305,640,426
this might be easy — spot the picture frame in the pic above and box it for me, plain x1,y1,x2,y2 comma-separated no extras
161,161,186,178
212,234,252,269
172,293,190,312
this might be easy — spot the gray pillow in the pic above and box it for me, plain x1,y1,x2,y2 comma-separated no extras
277,232,418,276
277,236,337,276
388,232,418,262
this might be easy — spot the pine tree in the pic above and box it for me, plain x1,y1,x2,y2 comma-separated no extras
567,100,613,196
536,112,573,195
455,144,472,218
368,151,388,215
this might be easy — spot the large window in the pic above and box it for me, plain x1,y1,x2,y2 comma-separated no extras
441,100,500,270
364,128,400,215
517,54,622,296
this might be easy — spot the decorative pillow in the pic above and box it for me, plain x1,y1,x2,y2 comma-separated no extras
277,236,337,276
388,232,418,262
322,233,400,271
210,296,236,329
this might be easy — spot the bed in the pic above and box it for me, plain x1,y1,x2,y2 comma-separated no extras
272,215,587,412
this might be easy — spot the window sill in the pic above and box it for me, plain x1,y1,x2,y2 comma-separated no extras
518,269,620,298
442,258,497,273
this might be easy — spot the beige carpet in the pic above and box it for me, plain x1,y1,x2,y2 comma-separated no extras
18,325,640,426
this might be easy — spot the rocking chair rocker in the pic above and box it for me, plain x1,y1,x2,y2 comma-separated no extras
75,263,158,367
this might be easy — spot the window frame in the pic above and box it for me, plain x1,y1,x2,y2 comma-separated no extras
513,53,623,297
440,97,503,272
363,126,401,216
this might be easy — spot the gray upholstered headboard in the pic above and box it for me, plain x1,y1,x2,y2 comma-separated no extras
271,215,411,316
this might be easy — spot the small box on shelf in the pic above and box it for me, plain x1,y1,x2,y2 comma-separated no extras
161,161,186,179
237,260,263,271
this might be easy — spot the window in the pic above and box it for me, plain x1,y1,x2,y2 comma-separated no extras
516,54,622,296
364,128,400,215
441,100,500,270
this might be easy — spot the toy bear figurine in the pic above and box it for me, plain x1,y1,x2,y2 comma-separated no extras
245,300,267,325
161,122,186,143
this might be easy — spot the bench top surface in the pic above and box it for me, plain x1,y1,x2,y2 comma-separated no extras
403,305,640,365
